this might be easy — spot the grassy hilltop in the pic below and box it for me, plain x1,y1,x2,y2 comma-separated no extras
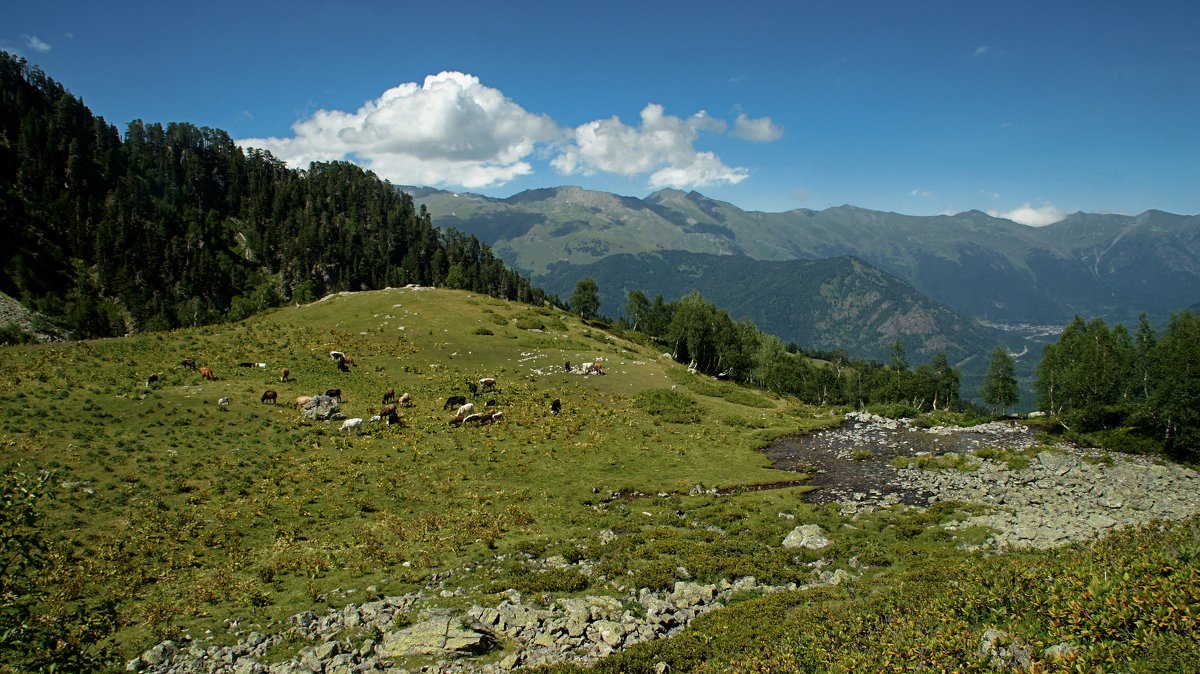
0,288,826,655
1,288,1197,671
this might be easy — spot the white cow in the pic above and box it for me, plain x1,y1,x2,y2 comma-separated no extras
456,402,476,417
339,417,364,433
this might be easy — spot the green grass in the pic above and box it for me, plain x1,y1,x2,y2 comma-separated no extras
2,288,1194,672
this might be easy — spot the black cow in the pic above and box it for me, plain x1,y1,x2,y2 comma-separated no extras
550,398,561,414
326,388,342,400
443,395,468,410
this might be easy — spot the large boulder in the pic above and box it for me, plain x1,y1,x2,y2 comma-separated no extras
300,394,340,420
378,616,496,658
782,524,830,550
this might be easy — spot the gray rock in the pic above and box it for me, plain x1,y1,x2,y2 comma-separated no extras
379,616,496,658
300,394,340,420
782,524,830,549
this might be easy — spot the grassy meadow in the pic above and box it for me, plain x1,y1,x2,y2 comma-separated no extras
1,288,1196,671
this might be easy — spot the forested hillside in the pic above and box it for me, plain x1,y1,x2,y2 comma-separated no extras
0,53,545,339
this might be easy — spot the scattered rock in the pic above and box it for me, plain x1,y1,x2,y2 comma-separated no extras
782,524,830,549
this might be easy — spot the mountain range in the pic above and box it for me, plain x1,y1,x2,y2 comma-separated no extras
408,185,1200,331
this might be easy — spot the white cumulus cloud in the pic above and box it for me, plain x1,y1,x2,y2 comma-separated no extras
731,113,783,142
553,103,747,188
238,71,559,189
239,72,761,191
987,202,1068,227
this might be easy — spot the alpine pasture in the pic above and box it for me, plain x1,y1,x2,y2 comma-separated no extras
2,288,1197,671
0,287,828,657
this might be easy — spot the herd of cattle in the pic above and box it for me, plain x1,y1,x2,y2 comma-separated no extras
165,352,575,434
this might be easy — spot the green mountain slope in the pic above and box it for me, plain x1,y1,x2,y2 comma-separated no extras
537,250,999,365
409,186,1200,325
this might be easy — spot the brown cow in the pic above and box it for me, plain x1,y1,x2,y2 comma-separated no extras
181,358,197,370
294,395,313,409
379,403,397,418
398,392,412,406
199,366,216,381
261,390,278,404
382,387,396,405
281,367,290,383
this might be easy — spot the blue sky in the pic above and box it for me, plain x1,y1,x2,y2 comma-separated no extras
3,1,1198,224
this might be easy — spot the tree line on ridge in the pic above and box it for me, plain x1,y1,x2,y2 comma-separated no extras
0,52,547,340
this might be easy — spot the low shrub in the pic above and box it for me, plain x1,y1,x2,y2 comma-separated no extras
634,389,700,424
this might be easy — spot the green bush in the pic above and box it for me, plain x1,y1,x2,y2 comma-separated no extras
634,389,700,424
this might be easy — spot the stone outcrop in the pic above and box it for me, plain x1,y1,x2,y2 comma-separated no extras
126,573,854,674
299,394,340,421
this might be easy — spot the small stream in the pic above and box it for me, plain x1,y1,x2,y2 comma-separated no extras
762,413,1038,509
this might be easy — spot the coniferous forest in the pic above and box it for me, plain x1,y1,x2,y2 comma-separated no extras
0,52,546,339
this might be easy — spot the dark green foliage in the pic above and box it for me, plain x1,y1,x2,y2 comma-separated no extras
0,52,545,337
1035,311,1200,461
570,277,600,320
1,468,116,672
634,389,700,423
980,345,1019,413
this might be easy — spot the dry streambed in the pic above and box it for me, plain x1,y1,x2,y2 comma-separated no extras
768,411,1200,548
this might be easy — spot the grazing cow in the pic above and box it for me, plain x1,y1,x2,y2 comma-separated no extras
337,359,350,373
341,355,357,367
455,402,476,417
330,351,345,362
294,395,313,410
580,362,594,374
199,367,217,381
218,397,231,406
385,412,401,426
398,392,412,406
181,358,197,370
449,415,465,427
238,362,255,368
564,361,572,372
443,395,467,410
462,412,485,424
261,390,278,404
325,388,342,400
550,398,561,414
485,399,497,408
281,367,290,383
146,373,161,386
379,403,398,418
467,381,478,395
479,377,497,391
339,418,364,434
382,388,396,405
485,411,503,423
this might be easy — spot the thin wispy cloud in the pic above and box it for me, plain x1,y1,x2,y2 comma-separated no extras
910,189,935,199
237,71,770,191
987,202,1068,226
731,113,783,142
23,35,51,53
973,45,989,57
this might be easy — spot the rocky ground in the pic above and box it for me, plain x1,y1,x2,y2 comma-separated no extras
126,411,1200,673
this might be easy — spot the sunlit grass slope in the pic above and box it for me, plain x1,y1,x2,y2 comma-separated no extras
0,288,838,656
